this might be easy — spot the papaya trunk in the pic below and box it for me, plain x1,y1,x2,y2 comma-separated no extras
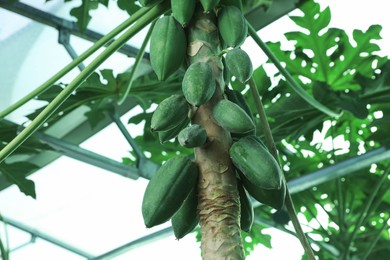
186,7,245,260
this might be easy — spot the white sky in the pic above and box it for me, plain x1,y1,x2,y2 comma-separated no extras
0,0,389,259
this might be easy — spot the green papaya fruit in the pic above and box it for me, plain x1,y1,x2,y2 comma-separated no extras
225,88,252,118
237,180,254,232
142,156,199,228
218,5,247,47
220,0,242,10
229,135,283,190
222,56,231,84
182,62,216,107
178,124,208,148
212,99,254,134
151,95,189,132
150,16,187,81
240,173,286,210
200,0,220,12
171,0,196,26
171,187,199,239
225,48,253,83
158,117,190,144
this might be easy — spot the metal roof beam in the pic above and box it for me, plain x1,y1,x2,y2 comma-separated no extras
288,145,390,194
91,227,173,260
1,216,94,259
245,0,304,31
35,130,141,180
0,0,147,59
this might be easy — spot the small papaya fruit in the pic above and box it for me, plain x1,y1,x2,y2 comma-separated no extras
229,135,283,190
237,180,254,232
150,16,187,81
142,156,199,228
151,95,189,132
200,0,220,12
158,117,190,144
171,187,199,239
220,0,242,10
182,62,216,107
213,99,254,134
240,173,286,210
178,124,208,148
225,88,252,118
222,56,231,84
171,0,196,26
218,5,247,47
225,48,253,83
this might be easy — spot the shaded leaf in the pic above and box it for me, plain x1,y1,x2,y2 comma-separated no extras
70,0,99,31
0,162,37,198
117,0,140,15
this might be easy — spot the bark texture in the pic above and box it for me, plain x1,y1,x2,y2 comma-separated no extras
186,7,245,260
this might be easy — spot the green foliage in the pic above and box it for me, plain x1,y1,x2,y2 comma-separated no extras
241,225,272,255
225,0,390,257
0,120,50,198
0,162,37,198
70,0,100,31
1,0,390,258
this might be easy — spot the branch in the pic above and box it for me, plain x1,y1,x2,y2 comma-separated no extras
0,2,169,164
117,20,156,105
248,78,316,260
0,6,152,119
342,167,390,259
246,22,341,118
361,215,390,260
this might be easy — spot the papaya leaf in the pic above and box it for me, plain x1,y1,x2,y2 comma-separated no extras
117,0,140,15
285,1,385,89
0,162,37,198
70,0,99,31
241,224,272,257
359,61,390,104
0,120,51,155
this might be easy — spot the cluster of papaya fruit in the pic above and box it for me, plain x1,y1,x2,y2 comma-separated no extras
141,0,286,240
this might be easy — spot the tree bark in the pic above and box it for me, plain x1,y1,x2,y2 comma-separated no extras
186,7,245,260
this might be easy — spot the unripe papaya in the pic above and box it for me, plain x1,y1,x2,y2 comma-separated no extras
222,56,231,84
171,188,199,239
237,180,254,232
225,48,253,83
225,88,252,118
139,0,163,7
229,135,283,190
150,16,187,81
151,95,189,132
240,173,286,210
200,0,220,12
218,5,247,47
213,99,254,134
178,124,208,148
171,0,196,26
182,62,216,107
142,156,199,228
220,0,242,10
158,117,190,144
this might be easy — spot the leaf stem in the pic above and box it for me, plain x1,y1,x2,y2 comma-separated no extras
246,22,341,118
0,6,151,119
117,20,156,105
0,2,169,164
248,78,316,260
361,215,390,260
331,124,346,237
342,167,390,259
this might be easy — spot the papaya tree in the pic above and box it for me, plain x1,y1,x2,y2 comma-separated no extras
1,0,389,259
